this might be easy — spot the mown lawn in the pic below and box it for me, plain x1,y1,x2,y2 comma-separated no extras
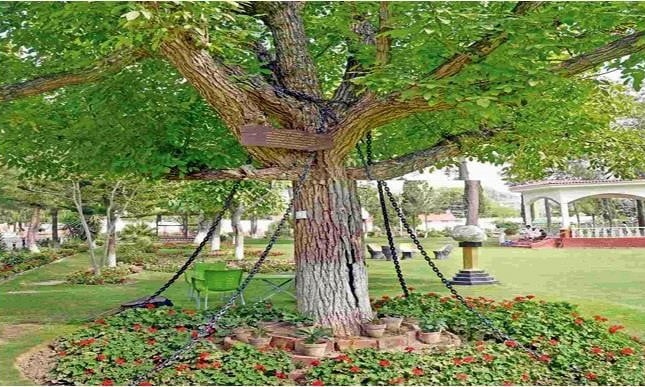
1,237,644,385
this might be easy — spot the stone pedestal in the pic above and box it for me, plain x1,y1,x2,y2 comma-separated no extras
450,241,497,286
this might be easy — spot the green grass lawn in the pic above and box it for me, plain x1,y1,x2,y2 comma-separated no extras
1,238,645,385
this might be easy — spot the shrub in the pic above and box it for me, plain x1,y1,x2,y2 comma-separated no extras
0,249,77,279
495,220,520,236
120,223,156,243
117,244,157,264
66,265,132,285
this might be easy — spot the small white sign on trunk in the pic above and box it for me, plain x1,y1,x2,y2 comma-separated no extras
295,210,308,220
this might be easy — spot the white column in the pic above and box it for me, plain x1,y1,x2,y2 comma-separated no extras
560,201,570,228
523,199,533,226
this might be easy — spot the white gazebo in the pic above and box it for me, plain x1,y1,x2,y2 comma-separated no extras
510,179,645,237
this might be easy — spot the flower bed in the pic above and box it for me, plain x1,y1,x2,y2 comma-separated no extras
66,265,134,285
144,258,295,274
0,249,77,280
48,294,645,385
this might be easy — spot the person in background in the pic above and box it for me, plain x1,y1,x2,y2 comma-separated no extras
520,225,532,240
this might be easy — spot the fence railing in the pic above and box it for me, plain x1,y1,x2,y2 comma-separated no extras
571,227,645,238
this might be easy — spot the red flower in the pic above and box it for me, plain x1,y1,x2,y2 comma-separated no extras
145,303,155,309
101,379,114,386
404,346,415,353
590,346,603,355
502,381,513,386
609,325,624,334
526,295,535,299
482,354,495,363
310,360,321,366
79,338,96,346
196,361,210,369
311,380,324,386
381,295,390,300
606,351,616,361
191,330,199,339
96,354,106,361
585,372,597,380
390,377,405,385
134,359,143,365
167,309,176,315
549,339,558,346
255,363,267,372
455,373,468,381
335,354,352,363
426,292,437,297
504,340,518,348
95,318,107,325
276,371,288,379
57,351,67,357
84,368,95,375
184,309,196,316
453,358,463,366
620,347,634,356
132,324,142,331
538,354,551,363
379,359,391,367
115,357,126,365
198,352,210,361
462,356,475,364
175,326,187,332
212,361,222,369
138,382,153,386
147,338,156,345
147,327,158,333
349,365,361,373
175,363,189,372
514,296,525,302
594,315,608,322
574,318,584,325
412,367,424,376
521,373,530,382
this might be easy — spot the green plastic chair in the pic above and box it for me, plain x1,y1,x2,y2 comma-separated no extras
192,269,244,309
184,262,227,300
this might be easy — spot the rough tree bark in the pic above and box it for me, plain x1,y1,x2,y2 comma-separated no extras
26,207,41,253
293,160,371,336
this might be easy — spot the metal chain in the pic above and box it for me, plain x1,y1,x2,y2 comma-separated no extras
131,154,316,385
357,134,409,297
144,179,243,303
357,131,540,359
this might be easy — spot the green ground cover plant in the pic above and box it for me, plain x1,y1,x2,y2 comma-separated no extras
49,294,644,386
0,249,77,280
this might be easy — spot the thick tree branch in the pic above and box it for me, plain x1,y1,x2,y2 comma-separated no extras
159,32,298,167
375,2,392,67
347,142,460,180
256,2,322,98
176,166,301,181
331,2,543,158
0,49,147,102
557,30,645,76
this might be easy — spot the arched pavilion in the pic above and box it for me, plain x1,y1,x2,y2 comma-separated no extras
510,179,645,247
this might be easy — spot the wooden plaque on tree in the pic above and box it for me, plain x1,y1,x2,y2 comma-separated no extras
240,125,333,151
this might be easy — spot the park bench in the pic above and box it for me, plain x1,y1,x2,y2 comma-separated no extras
381,245,401,261
367,244,385,259
433,244,453,260
400,243,417,259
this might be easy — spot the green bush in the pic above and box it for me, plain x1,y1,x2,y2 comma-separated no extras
116,244,157,265
495,220,520,236
120,223,156,243
0,249,77,279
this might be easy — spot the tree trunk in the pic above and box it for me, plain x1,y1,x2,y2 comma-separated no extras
464,180,480,226
250,215,258,239
182,214,189,238
26,207,41,253
72,182,99,275
636,200,645,230
573,203,581,227
51,208,60,249
232,204,245,260
155,214,161,237
105,215,117,268
294,163,371,336
210,218,222,251
520,195,526,225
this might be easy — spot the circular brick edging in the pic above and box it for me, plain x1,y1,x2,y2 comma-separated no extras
223,321,462,368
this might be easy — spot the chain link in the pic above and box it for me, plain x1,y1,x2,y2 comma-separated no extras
131,154,316,385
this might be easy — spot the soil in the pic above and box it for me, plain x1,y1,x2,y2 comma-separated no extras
0,324,56,385
16,342,57,385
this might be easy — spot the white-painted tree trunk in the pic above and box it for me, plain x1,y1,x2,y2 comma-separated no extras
232,205,245,260
210,220,222,251
26,207,41,253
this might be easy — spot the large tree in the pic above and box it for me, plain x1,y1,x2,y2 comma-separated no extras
2,2,645,334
